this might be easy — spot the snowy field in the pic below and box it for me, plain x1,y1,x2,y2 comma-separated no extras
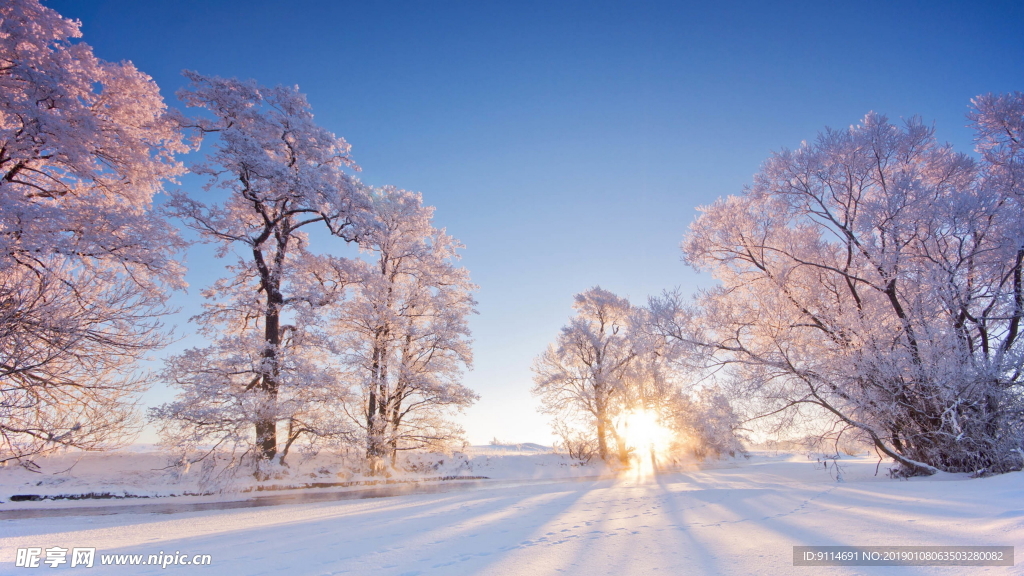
0,450,1021,575
0,444,602,504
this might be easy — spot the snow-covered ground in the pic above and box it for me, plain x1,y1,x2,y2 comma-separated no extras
0,444,608,505
1,450,1021,575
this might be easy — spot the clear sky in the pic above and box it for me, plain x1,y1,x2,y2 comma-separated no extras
46,0,1024,445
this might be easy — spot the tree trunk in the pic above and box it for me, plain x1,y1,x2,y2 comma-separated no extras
365,340,390,474
612,427,629,464
596,418,608,462
595,391,612,463
251,231,289,467
255,299,280,463
388,388,404,467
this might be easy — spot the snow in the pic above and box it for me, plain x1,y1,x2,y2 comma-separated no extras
0,445,610,506
1,450,1021,575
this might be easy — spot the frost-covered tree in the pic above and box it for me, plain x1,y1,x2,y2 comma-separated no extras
970,92,1024,192
156,72,368,470
665,388,744,460
332,187,477,473
657,98,1024,476
0,0,188,463
150,252,356,471
535,289,742,466
533,287,642,463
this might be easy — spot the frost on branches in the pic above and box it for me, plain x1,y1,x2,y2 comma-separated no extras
331,187,478,474
0,0,188,464
659,96,1024,476
665,388,744,460
151,253,356,476
153,73,369,476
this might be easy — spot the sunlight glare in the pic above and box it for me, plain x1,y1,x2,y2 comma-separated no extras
620,409,673,482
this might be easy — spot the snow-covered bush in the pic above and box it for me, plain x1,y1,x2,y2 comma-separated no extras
552,421,598,464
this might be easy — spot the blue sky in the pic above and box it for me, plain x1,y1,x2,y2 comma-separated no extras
47,0,1024,445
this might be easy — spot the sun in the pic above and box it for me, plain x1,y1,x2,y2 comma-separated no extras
620,409,674,478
